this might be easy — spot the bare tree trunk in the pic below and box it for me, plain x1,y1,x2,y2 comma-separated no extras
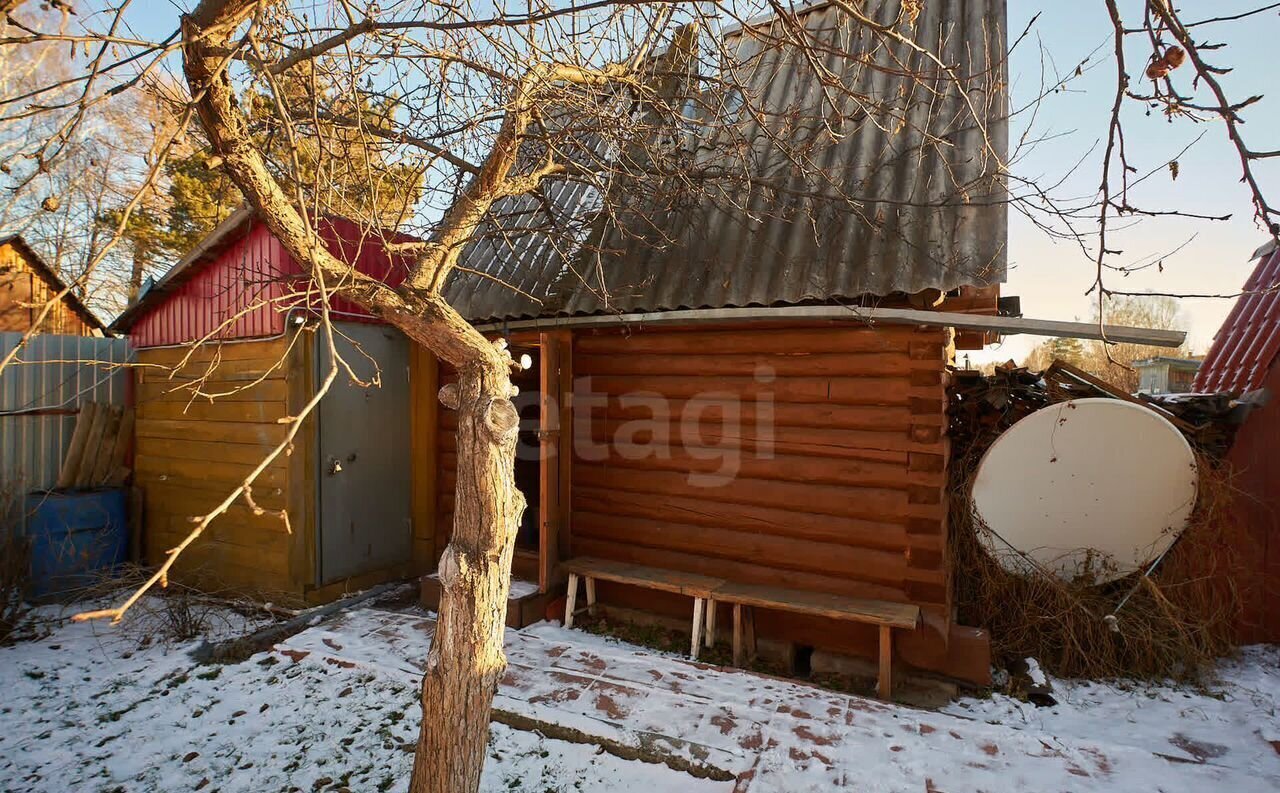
127,244,147,305
181,3,549,788
410,360,524,793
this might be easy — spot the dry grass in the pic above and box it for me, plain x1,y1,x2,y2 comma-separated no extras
949,442,1242,682
0,486,31,645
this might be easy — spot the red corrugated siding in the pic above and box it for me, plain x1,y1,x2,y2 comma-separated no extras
1194,251,1280,393
1227,359,1280,643
1194,247,1280,641
129,217,417,348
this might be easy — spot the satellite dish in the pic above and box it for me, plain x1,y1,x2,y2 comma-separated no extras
971,398,1197,583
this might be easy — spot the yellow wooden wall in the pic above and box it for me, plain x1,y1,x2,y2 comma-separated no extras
134,330,438,602
134,335,308,597
0,241,96,336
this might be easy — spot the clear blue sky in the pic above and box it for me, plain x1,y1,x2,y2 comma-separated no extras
103,0,1279,359
990,0,1280,362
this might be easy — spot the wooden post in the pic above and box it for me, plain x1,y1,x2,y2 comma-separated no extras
704,599,716,648
564,573,579,629
877,625,893,700
585,577,597,616
732,604,743,666
743,606,757,663
538,333,561,593
690,597,705,660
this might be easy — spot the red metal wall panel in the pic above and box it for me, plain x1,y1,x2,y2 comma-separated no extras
1226,360,1280,643
129,217,418,348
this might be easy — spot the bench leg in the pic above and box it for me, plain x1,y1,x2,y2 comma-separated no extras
732,604,743,666
743,606,757,663
585,577,597,616
691,597,705,660
705,599,716,649
564,573,579,629
877,624,892,700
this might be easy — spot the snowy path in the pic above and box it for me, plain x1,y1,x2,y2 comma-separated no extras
283,609,1280,792
1,600,1277,792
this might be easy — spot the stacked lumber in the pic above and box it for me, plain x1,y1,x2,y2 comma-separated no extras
56,402,134,489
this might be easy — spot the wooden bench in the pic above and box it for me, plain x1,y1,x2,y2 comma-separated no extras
559,558,921,698
561,557,725,659
712,581,921,699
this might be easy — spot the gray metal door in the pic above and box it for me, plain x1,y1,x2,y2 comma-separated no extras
316,322,412,583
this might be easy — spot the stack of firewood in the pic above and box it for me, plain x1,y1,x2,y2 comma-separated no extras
56,402,134,489
950,360,1243,459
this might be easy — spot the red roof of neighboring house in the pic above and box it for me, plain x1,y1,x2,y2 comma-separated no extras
1195,246,1280,393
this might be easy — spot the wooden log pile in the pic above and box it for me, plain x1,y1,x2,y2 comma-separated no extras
56,402,134,489
950,359,1243,459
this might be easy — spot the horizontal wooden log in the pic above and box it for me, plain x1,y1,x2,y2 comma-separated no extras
139,354,292,383
569,538,908,604
155,512,291,551
136,436,290,469
137,378,289,403
575,419,936,458
138,399,290,424
150,532,290,581
136,454,288,490
137,474,288,510
144,492,293,535
572,487,912,549
572,445,942,489
574,326,919,356
137,338,289,367
135,418,288,446
572,511,908,585
572,464,941,523
577,375,932,406
575,351,934,379
592,399,944,432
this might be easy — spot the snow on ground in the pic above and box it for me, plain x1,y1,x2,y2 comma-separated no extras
0,601,725,793
1,598,1278,793
943,645,1280,774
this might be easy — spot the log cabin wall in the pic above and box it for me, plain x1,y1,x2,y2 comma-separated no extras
567,322,957,671
134,334,310,598
426,320,981,677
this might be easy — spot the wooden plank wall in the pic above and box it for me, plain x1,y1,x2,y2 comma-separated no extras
134,335,306,597
568,323,951,658
0,242,95,336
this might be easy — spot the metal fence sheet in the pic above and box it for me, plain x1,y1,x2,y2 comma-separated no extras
0,333,133,518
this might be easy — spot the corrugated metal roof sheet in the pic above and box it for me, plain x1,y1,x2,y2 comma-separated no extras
446,0,1008,323
1194,249,1280,394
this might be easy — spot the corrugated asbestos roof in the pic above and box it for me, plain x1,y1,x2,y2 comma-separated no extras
446,0,1008,323
1194,248,1280,394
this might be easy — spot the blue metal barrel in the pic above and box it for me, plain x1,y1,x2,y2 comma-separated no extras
24,489,128,599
